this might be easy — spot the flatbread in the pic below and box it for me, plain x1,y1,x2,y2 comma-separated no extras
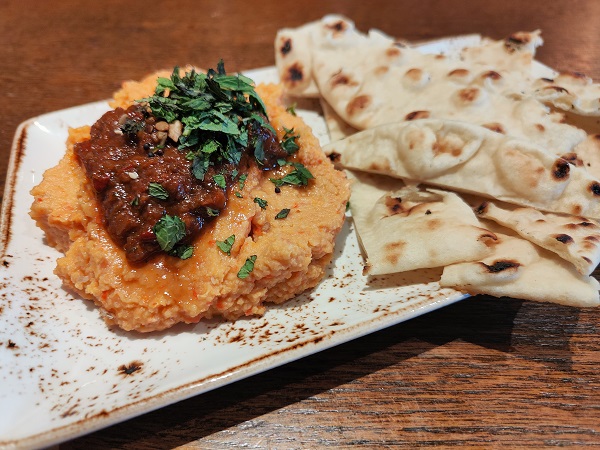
532,72,600,116
274,14,395,98
440,228,600,308
349,171,497,275
311,29,585,154
320,98,359,142
323,119,600,219
475,200,600,276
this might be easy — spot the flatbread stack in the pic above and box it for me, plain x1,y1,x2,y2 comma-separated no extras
275,16,600,308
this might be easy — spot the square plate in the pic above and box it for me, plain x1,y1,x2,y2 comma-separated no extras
0,61,474,448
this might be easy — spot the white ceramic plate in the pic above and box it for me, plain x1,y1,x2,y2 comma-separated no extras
0,67,465,449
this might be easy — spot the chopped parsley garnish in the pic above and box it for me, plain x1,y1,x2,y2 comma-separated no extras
235,191,243,198
286,103,297,116
148,182,169,200
254,197,268,209
138,61,274,175
275,208,290,219
238,173,248,190
153,215,186,253
172,244,194,260
270,162,314,187
216,234,235,255
131,196,140,206
281,127,299,154
213,174,226,189
237,255,257,279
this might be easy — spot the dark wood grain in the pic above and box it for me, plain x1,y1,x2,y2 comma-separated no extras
3,0,600,448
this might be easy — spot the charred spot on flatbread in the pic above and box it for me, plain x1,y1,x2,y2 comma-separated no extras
504,31,534,53
454,87,485,106
560,152,583,167
447,68,471,82
404,68,426,81
552,159,570,180
589,181,600,196
405,110,430,121
325,19,348,35
367,160,392,172
476,70,503,87
554,234,574,244
481,70,502,81
384,196,404,215
280,38,292,56
479,231,498,245
385,47,402,59
374,66,390,76
474,201,489,215
482,260,520,273
482,122,506,134
327,151,341,163
384,241,405,265
346,95,372,116
433,135,463,157
538,85,571,95
330,71,359,88
283,63,305,87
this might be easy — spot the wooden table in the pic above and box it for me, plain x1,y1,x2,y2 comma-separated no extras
2,0,600,447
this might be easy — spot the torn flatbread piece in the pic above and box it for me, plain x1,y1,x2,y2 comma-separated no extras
323,119,600,219
475,200,600,276
349,171,497,275
440,230,600,308
275,14,395,98
533,72,600,116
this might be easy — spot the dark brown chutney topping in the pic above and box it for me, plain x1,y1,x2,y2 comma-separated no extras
75,105,287,263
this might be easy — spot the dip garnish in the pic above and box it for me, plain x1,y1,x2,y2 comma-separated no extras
216,234,236,255
75,61,297,263
237,255,257,279
275,208,291,219
254,197,268,209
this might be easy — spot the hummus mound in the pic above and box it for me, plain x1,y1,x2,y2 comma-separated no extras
30,75,350,332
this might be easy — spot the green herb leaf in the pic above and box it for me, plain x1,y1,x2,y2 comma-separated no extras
253,197,268,209
148,182,169,200
270,162,314,187
238,173,248,190
213,174,226,189
253,137,265,165
171,244,193,260
153,215,186,252
237,255,257,279
216,234,235,255
275,208,290,219
191,154,210,180
235,191,243,198
281,127,299,154
286,103,297,116
137,61,269,183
